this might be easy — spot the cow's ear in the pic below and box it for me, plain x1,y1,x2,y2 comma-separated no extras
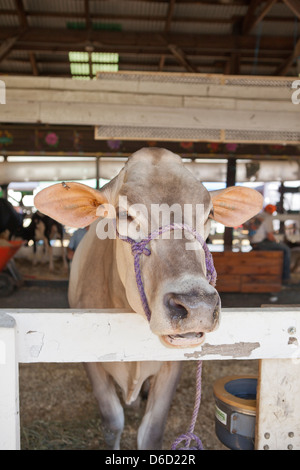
34,182,108,228
210,186,263,227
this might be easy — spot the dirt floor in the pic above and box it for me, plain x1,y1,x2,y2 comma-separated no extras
1,258,300,450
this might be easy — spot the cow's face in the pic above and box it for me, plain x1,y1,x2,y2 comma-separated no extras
34,148,263,348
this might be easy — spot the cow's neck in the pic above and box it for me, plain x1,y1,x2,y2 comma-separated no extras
109,238,132,309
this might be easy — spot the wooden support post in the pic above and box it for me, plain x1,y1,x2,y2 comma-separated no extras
0,312,20,450
256,358,300,450
96,156,100,190
224,158,236,249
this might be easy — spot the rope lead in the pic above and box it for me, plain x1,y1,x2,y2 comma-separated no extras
171,360,204,451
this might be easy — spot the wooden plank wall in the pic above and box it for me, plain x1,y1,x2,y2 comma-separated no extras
0,74,299,140
213,251,283,293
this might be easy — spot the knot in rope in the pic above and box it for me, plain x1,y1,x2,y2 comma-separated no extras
171,432,203,451
131,241,151,257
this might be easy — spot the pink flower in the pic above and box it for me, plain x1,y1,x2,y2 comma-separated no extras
107,140,122,150
180,142,194,150
208,142,219,152
45,132,59,147
226,143,238,152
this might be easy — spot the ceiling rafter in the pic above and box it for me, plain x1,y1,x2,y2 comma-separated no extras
0,34,21,63
168,44,198,73
84,0,92,31
162,0,200,73
2,9,297,25
275,38,300,75
0,0,299,77
243,0,278,35
159,0,176,71
0,28,294,52
13,0,39,76
282,0,300,19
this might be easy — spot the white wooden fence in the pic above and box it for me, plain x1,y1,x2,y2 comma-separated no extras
0,307,300,450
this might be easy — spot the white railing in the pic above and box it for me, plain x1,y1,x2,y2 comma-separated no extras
0,307,300,450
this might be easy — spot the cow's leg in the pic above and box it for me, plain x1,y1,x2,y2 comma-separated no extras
137,361,182,450
60,238,68,270
32,240,38,265
45,237,55,271
84,362,124,450
57,225,68,270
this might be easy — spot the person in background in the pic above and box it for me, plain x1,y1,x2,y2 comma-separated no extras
247,204,292,284
67,227,89,261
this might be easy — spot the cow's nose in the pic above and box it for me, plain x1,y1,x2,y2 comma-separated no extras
163,289,220,329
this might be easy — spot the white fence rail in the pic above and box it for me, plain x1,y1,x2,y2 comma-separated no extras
0,307,300,450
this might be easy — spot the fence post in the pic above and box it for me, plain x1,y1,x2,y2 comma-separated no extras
255,358,300,450
0,312,20,450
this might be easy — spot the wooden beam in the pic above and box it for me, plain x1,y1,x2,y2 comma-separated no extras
242,0,259,34
0,35,20,63
13,0,27,28
224,52,240,74
256,359,300,450
243,0,278,34
13,0,39,76
164,0,176,33
1,77,298,135
0,9,250,25
28,52,38,76
282,0,300,19
275,38,300,75
0,28,295,55
159,0,176,71
84,0,92,31
3,307,300,362
168,44,198,73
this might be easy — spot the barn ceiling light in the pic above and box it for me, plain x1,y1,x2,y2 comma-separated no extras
92,63,118,74
91,53,119,63
70,63,89,75
69,51,119,80
68,52,89,62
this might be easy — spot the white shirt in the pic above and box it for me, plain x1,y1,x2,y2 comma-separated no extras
249,212,273,244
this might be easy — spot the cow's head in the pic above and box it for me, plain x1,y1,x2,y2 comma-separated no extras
34,148,263,348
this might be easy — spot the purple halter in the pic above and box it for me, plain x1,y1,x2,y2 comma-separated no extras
116,223,217,322
116,222,217,451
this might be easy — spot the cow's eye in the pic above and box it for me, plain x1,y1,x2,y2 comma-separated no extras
117,209,133,223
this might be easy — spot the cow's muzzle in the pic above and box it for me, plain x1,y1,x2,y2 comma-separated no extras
161,288,220,348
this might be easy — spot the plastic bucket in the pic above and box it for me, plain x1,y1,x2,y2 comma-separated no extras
213,375,257,450
0,240,23,271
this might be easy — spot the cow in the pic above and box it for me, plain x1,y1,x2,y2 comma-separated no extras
0,198,23,239
34,148,263,450
0,198,67,271
22,211,68,272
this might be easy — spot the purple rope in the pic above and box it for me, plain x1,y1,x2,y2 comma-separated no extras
117,223,216,322
171,361,204,451
116,223,217,451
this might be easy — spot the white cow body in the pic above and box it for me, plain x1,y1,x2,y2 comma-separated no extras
68,218,182,449
35,147,263,449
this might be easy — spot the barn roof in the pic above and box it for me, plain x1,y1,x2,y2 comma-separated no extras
0,0,300,78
